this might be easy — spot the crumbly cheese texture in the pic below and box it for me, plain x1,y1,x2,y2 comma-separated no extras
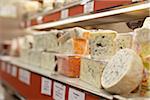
80,58,107,88
89,30,117,60
101,49,143,94
40,52,56,73
115,33,133,51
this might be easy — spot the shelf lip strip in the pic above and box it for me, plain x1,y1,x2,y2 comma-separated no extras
0,56,113,99
29,2,150,29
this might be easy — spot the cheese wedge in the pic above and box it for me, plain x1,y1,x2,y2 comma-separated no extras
115,33,133,51
89,30,117,60
80,57,107,88
40,52,56,73
101,49,143,94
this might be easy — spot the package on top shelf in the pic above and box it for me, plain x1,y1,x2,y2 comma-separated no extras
56,54,81,78
43,0,54,9
101,49,143,95
21,1,42,14
54,0,65,8
40,51,56,73
115,33,133,51
89,30,117,60
80,57,107,88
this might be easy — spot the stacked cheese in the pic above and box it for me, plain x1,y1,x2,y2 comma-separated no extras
89,30,117,60
40,52,56,73
80,57,107,88
101,49,143,95
59,27,90,55
57,54,81,77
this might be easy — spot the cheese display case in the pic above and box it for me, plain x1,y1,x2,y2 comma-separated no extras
0,0,150,100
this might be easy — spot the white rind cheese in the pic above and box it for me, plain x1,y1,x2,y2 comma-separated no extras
80,57,107,88
89,30,117,60
101,49,143,94
115,33,133,51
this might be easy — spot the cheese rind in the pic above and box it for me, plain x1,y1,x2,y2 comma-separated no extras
89,30,117,60
101,49,143,94
80,57,107,88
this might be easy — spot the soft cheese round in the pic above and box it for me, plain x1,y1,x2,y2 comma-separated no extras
101,48,143,94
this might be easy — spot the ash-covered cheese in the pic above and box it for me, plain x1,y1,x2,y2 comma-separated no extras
101,49,143,94
89,30,117,59
115,33,133,51
80,58,107,88
40,52,56,73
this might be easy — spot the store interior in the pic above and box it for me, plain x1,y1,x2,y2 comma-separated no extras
0,0,150,100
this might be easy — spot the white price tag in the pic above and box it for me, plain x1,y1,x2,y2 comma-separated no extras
61,9,68,19
68,88,85,100
132,0,140,2
80,0,91,5
41,77,52,96
53,82,66,100
6,64,11,74
19,69,31,85
1,62,6,71
84,1,94,13
11,66,17,77
37,16,43,24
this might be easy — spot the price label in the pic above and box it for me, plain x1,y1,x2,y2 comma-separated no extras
132,0,140,2
19,69,31,85
11,66,17,77
80,0,91,5
84,1,94,13
37,16,43,24
53,82,66,100
61,9,68,19
6,64,11,74
1,62,6,71
68,88,85,100
41,77,52,96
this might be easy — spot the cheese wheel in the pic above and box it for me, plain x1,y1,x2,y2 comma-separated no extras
89,30,117,60
101,49,143,94
115,33,133,51
80,58,107,88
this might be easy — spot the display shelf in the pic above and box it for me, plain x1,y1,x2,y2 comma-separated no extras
26,1,149,29
0,56,113,100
